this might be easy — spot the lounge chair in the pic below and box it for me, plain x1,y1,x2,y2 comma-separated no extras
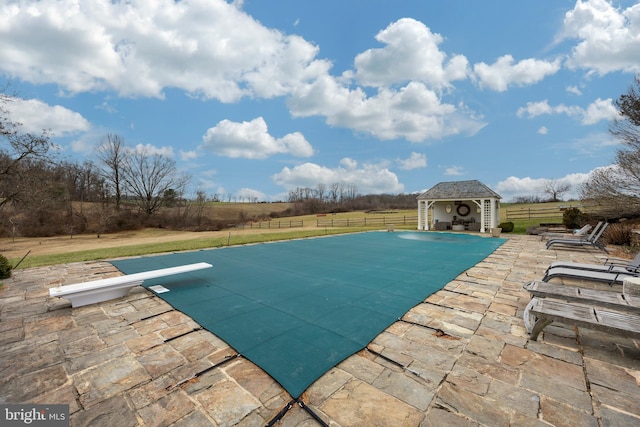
523,277,640,340
523,280,640,311
545,222,609,253
541,264,639,286
544,252,640,275
524,298,640,340
539,224,592,241
543,221,604,240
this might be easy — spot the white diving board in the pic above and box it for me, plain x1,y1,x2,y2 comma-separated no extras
49,262,213,307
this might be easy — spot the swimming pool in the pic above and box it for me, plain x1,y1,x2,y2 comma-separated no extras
111,231,505,398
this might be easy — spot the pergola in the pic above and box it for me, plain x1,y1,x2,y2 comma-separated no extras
417,180,502,233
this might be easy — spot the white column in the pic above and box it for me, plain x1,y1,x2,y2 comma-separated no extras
418,200,433,230
490,198,496,228
480,199,486,233
426,201,430,230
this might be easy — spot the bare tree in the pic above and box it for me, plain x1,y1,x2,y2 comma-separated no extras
167,172,191,226
193,190,208,228
96,133,127,210
329,183,340,204
581,76,640,217
344,183,359,200
121,146,179,216
316,183,326,202
611,75,640,150
0,94,54,210
541,179,571,202
581,163,640,216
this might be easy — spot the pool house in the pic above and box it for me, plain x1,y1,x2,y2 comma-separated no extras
417,180,502,233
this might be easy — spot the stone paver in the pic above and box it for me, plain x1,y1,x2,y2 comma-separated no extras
0,234,639,426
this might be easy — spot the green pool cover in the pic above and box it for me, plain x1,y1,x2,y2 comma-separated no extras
111,231,504,398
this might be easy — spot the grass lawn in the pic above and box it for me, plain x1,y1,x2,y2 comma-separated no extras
1,205,566,270
4,226,415,269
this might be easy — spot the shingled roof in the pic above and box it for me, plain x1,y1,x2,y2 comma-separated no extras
417,180,501,200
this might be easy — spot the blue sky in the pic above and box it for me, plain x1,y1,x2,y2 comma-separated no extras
1,0,638,202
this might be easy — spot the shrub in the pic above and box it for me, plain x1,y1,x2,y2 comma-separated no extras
562,207,585,229
497,221,514,233
603,223,632,246
0,254,12,279
106,210,145,232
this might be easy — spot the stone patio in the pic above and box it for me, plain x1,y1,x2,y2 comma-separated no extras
0,234,639,426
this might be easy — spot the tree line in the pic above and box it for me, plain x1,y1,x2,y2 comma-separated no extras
3,74,640,238
284,184,417,216
0,92,416,237
0,90,206,237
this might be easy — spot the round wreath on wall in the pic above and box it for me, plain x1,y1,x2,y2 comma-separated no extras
456,203,471,217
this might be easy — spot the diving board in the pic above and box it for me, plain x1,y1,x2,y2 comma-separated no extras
49,262,212,307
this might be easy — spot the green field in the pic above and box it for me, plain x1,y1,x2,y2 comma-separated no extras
3,204,577,270
9,228,370,269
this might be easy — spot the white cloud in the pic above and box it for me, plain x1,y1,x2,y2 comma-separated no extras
192,169,223,195
517,100,554,118
581,97,619,124
9,0,632,154
570,131,619,156
95,101,118,114
130,143,175,158
180,150,198,161
67,137,96,155
3,97,91,136
566,85,582,95
0,2,487,144
352,18,469,89
196,180,225,196
444,165,464,176
537,126,548,135
473,55,561,92
238,188,265,202
517,98,618,124
496,173,590,201
397,152,427,170
0,0,327,102
495,176,546,200
201,117,314,159
340,157,359,170
288,77,486,142
272,159,404,194
561,0,640,75
287,17,483,143
287,17,487,143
